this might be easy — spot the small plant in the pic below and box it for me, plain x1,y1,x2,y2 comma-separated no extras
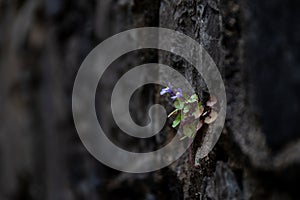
160,83,218,140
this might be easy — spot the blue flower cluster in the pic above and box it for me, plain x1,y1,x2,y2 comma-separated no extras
160,83,183,100
159,82,218,140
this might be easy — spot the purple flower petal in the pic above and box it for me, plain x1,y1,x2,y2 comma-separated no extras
160,86,173,95
160,89,167,95
171,95,177,100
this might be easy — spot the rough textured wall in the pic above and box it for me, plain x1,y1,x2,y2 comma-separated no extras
157,0,300,199
0,0,299,200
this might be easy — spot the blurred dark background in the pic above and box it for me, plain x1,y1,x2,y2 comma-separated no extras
0,0,299,199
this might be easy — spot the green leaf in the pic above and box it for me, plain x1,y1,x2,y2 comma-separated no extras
188,94,198,103
183,105,190,113
183,122,197,138
174,100,185,109
172,113,181,128
204,110,218,124
198,102,202,107
206,95,217,107
192,104,204,119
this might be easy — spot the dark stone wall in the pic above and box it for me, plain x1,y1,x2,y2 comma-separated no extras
0,0,299,199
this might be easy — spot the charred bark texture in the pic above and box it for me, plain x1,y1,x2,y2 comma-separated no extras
0,0,299,200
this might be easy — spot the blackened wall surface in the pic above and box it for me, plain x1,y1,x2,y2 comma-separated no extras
0,0,299,199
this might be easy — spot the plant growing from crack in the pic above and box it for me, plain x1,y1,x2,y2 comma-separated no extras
160,83,218,140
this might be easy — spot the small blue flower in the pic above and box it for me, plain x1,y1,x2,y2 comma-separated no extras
171,88,183,100
160,83,173,95
160,87,172,95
